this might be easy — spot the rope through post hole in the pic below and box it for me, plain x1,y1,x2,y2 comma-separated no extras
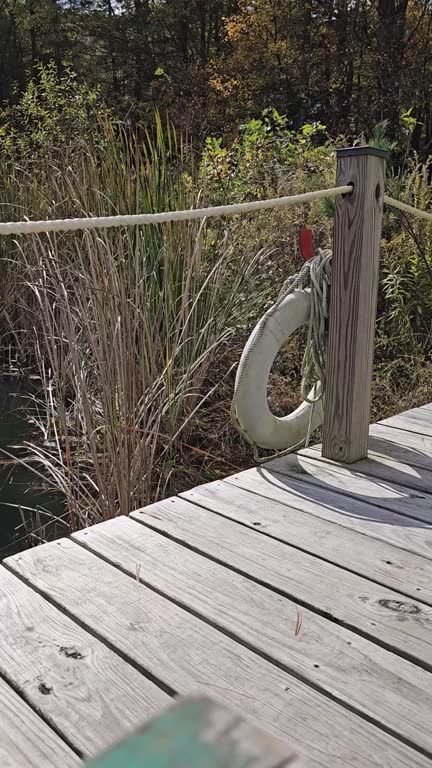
231,249,332,464
0,186,352,236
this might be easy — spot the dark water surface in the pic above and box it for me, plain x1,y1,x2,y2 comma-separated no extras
0,377,63,560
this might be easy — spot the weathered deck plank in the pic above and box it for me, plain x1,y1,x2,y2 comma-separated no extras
299,442,432,495
3,402,432,767
4,537,430,768
182,478,432,602
0,676,80,768
69,515,432,756
225,466,432,560
378,408,432,437
369,423,432,472
0,566,168,759
130,496,432,668
269,452,432,520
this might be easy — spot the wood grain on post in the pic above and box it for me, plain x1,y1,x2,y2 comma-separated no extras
322,146,388,464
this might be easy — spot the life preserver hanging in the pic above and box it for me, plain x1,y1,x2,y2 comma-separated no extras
233,289,323,451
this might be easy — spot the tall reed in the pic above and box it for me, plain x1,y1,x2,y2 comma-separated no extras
3,116,272,530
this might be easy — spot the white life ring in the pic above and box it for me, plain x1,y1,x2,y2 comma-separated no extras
233,289,323,450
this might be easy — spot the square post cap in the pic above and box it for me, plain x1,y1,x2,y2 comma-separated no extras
336,146,390,159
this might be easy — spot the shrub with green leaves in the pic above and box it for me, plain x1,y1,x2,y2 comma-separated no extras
202,109,333,203
0,63,108,163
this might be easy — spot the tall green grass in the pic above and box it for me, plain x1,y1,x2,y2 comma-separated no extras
1,78,432,538
0,116,275,531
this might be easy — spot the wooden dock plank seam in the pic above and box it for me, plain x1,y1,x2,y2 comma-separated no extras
3,537,431,768
129,496,432,672
0,565,169,759
3,402,432,768
224,466,432,561
0,675,80,768
180,478,432,606
68,516,432,759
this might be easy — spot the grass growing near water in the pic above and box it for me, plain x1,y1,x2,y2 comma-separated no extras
1,116,279,532
1,71,432,540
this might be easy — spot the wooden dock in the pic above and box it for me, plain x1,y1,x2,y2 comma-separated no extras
2,402,432,766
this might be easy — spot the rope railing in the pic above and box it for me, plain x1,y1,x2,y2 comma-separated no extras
0,186,430,237
384,194,432,222
0,185,351,235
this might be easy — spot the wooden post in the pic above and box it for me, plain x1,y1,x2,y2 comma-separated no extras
322,146,388,464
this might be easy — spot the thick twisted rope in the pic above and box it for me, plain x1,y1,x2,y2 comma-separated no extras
1,188,432,236
384,194,432,223
0,186,351,235
299,250,332,402
231,249,332,463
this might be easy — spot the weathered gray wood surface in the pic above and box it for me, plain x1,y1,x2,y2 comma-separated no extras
387,405,432,420
395,405,432,416
4,537,429,768
369,423,432,472
379,408,432,438
0,676,80,768
130,495,432,668
269,451,432,521
182,478,432,603
322,147,386,463
300,442,432,496
0,566,168,759
226,466,432,560
69,516,432,755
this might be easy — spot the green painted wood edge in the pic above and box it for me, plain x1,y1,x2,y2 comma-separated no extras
84,696,293,768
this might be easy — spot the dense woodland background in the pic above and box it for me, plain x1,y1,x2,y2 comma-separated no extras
1,0,432,150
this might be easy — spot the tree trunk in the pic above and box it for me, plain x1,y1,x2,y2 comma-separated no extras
333,0,352,132
196,0,207,62
376,0,408,136
50,0,63,79
133,0,150,100
299,0,312,122
176,0,189,64
28,0,38,71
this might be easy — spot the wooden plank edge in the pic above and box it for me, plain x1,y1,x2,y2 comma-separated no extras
186,477,432,608
67,527,432,763
0,560,173,756
223,468,432,564
127,503,432,679
85,695,303,768
0,674,80,768
268,453,432,527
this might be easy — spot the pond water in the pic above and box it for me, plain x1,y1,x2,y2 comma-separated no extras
0,377,64,560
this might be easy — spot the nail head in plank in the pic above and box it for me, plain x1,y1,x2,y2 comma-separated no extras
181,478,432,605
4,537,428,768
225,466,432,562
